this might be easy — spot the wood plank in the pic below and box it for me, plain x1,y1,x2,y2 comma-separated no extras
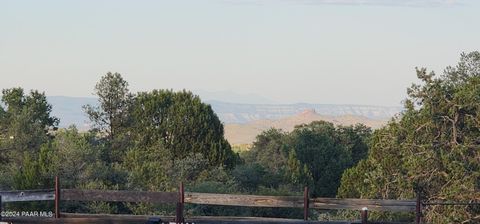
4,214,411,224
188,216,335,224
61,189,177,203
3,213,346,224
0,188,417,213
310,198,416,212
185,192,304,208
0,189,54,202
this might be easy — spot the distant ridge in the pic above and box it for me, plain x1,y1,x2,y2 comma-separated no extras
46,96,401,131
208,100,402,124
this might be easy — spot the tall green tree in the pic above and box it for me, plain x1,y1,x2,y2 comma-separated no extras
0,88,58,164
130,89,238,168
338,52,480,223
83,72,133,162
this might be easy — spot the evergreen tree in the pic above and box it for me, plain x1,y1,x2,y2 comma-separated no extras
130,89,238,168
243,122,371,197
83,72,133,162
0,88,58,164
338,52,480,223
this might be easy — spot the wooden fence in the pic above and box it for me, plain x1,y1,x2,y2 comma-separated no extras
0,177,422,224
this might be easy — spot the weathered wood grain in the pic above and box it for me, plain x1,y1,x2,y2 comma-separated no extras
61,189,178,203
4,214,411,224
2,213,344,224
0,189,54,202
310,198,416,212
185,192,304,208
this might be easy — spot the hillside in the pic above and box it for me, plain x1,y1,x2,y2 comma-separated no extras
225,109,387,144
46,96,399,135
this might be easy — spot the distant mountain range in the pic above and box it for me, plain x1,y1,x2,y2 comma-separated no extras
46,96,402,141
208,100,401,124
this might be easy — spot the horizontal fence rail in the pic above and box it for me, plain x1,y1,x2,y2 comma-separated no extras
61,189,178,203
0,189,55,202
310,198,416,212
0,178,434,223
185,192,305,208
0,190,416,211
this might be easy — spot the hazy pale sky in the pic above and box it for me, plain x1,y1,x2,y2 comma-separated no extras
1,0,478,106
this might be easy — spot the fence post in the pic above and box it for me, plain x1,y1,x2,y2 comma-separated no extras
361,207,368,224
175,182,184,224
303,186,309,221
415,191,422,224
55,176,60,219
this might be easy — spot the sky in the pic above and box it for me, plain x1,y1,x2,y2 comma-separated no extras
1,0,478,106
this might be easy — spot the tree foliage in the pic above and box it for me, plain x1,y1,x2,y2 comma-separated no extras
84,72,132,139
338,52,480,223
242,122,371,197
83,72,133,162
0,88,58,164
130,89,238,168
289,121,371,197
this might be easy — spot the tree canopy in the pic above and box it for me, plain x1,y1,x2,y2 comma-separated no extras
0,88,58,164
242,121,371,197
83,72,133,163
338,52,480,223
130,89,238,168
